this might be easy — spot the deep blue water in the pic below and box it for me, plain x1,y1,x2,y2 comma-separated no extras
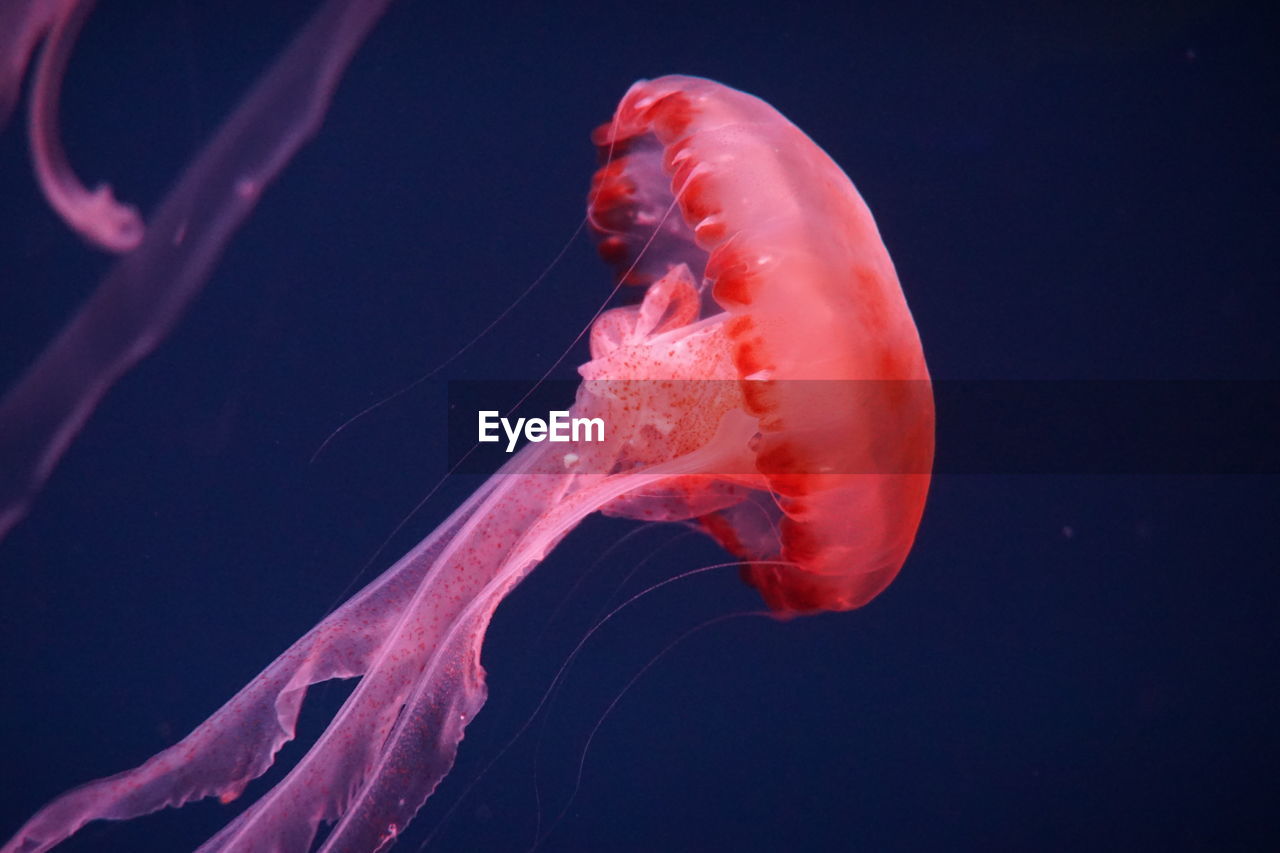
1,2,1276,851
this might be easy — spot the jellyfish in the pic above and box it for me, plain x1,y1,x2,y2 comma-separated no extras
0,0,393,543
2,75,934,852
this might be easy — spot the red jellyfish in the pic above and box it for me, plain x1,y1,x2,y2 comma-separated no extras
2,76,933,852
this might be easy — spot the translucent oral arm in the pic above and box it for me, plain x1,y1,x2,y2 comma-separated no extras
0,0,392,546
25,0,144,252
0,461,508,853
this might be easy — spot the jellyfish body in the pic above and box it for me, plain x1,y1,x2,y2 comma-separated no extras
2,77,933,851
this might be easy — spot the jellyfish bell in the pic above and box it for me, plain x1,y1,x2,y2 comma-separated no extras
589,76,934,612
2,76,932,851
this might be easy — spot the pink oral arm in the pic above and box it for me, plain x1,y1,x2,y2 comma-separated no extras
1,465,505,853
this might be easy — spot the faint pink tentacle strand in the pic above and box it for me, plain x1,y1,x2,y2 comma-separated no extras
26,0,144,252
0,0,393,545
0,0,59,131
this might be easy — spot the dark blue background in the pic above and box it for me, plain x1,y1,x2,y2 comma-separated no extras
1,2,1276,851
